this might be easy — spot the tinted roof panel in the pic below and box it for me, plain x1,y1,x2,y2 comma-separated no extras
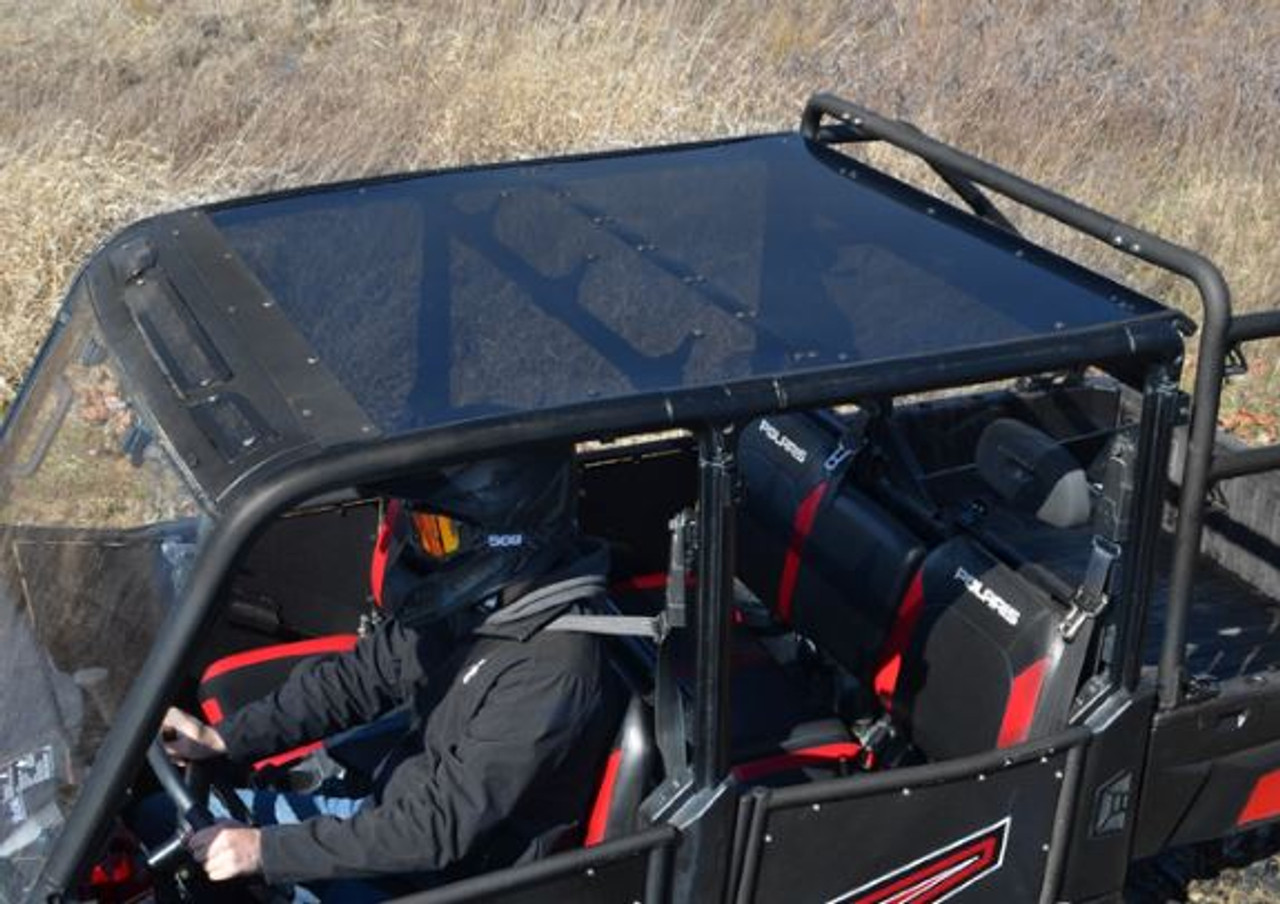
209,135,1171,434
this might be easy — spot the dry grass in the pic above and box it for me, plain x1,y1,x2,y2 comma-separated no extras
2,0,1278,426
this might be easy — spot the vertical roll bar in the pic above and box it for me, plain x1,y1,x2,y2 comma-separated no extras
693,423,737,788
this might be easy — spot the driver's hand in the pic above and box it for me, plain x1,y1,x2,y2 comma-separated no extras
159,707,227,764
188,821,263,881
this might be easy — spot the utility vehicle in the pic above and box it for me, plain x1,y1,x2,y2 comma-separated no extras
3,93,1280,903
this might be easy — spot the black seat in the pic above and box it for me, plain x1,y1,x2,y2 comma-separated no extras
737,413,926,700
887,536,1076,760
735,411,1084,768
583,694,656,846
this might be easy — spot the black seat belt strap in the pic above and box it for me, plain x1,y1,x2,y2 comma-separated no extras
1061,536,1119,641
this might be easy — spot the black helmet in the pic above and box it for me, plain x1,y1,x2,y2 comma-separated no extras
370,445,578,624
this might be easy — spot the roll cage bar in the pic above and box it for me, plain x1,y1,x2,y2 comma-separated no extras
801,93,1280,712
32,93,1274,899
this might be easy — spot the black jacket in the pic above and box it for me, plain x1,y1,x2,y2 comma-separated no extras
219,542,619,885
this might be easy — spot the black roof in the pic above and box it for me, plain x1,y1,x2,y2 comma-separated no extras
87,132,1183,503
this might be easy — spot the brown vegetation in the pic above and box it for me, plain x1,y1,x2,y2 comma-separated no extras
2,1,1278,426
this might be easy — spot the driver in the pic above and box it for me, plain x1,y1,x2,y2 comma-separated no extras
157,446,620,899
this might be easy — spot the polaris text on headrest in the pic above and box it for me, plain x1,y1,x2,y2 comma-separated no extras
758,418,808,464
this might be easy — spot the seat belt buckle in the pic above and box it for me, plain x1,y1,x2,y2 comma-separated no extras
822,432,866,474
851,716,896,769
661,509,696,637
1061,536,1119,641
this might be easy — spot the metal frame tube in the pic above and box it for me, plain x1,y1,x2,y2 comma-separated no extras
801,94,1231,711
693,424,737,789
1120,371,1181,692
1227,309,1280,343
1211,445,1280,482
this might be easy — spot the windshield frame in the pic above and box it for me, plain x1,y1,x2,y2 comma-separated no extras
0,281,213,903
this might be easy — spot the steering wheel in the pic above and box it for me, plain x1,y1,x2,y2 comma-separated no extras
143,742,215,870
143,742,251,871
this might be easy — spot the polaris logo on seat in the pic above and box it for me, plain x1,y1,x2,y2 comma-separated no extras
954,566,1021,627
487,534,525,548
758,418,808,464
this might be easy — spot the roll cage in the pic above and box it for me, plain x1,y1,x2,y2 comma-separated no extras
21,93,1279,902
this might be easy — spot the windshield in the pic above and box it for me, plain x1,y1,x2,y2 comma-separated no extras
0,289,208,902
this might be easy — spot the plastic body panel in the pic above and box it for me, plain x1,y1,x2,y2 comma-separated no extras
734,736,1084,903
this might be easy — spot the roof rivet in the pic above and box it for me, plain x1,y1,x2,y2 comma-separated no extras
812,803,821,812
585,867,595,878
223,252,233,260
1014,249,1025,258
902,787,911,796
307,356,320,365
1112,235,1125,246
171,229,180,237
241,437,256,448
1054,770,1064,781
977,773,986,782
262,300,273,309
1054,321,1066,330
1042,843,1051,853
361,425,373,434
300,409,312,418
764,833,774,844
1130,243,1142,253
691,328,705,339
926,207,936,216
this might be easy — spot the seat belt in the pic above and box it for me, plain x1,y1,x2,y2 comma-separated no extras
653,510,692,779
1061,536,1119,642
544,510,693,780
1033,536,1117,735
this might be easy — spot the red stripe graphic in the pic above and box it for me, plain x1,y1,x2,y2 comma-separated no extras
732,741,864,783
873,568,926,710
584,748,624,846
200,696,225,725
996,658,1048,749
776,481,830,622
370,498,402,608
201,635,360,681
1238,767,1280,826
830,818,1009,904
253,741,325,772
609,572,697,594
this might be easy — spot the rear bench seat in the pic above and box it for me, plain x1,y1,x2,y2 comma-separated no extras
736,412,1083,769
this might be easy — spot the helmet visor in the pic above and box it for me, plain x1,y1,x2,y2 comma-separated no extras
409,510,471,562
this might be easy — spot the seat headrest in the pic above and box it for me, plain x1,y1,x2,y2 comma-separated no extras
975,419,1090,529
